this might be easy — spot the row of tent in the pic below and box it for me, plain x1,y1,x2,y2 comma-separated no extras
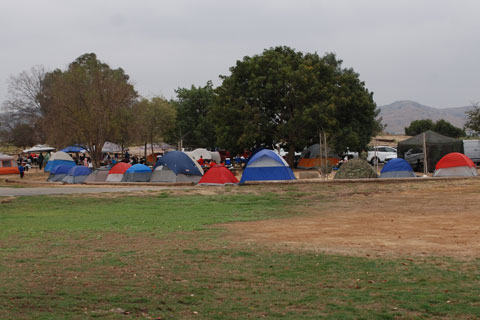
47,149,297,185
334,152,478,179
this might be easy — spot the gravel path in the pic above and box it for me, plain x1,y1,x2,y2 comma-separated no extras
0,186,192,197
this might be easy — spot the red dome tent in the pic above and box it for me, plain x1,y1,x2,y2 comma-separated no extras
106,162,132,182
433,152,478,177
198,165,239,186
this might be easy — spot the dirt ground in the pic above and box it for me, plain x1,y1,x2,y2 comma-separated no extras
223,179,480,259
4,170,480,259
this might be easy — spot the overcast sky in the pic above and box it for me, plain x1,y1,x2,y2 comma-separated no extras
1,0,480,109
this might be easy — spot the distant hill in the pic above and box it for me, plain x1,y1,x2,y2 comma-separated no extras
378,100,473,134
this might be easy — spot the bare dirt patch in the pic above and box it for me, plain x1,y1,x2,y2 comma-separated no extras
224,179,480,259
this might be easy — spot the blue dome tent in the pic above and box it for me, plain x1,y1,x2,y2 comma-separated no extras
47,164,74,182
122,164,152,182
380,158,416,178
44,151,76,172
151,151,203,183
240,149,296,184
62,166,92,184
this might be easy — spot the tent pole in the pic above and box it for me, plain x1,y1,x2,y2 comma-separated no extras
423,132,428,175
319,132,323,178
324,132,328,180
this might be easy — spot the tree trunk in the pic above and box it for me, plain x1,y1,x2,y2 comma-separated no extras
287,144,296,167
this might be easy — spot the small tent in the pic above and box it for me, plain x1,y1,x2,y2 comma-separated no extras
240,149,296,184
433,153,478,177
198,165,239,185
84,168,109,183
186,148,213,161
62,166,92,184
334,158,378,179
106,162,131,182
47,164,73,182
397,130,463,172
0,154,19,175
380,158,416,178
297,144,340,169
122,164,152,182
44,151,76,172
150,151,203,183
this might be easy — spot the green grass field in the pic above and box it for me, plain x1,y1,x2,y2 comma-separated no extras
1,190,480,319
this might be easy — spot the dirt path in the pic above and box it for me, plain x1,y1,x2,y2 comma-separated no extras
225,180,480,258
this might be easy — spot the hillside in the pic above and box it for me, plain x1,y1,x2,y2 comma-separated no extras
378,100,473,134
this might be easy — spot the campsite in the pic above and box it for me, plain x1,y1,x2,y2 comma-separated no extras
2,163,480,318
2,6,480,317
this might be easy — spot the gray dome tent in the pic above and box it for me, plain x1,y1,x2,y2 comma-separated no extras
334,158,378,179
397,130,463,172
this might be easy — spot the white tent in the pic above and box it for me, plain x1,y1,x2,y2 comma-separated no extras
186,148,213,161
23,144,55,153
102,142,122,153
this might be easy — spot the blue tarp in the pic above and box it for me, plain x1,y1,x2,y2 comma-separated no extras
61,146,88,153
45,160,76,172
240,149,296,184
67,166,92,177
126,164,151,173
155,151,203,176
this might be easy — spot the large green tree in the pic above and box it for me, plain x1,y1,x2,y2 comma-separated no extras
172,81,217,149
135,97,176,156
39,53,137,167
213,46,379,165
465,103,480,133
404,119,434,136
405,119,464,138
433,119,464,138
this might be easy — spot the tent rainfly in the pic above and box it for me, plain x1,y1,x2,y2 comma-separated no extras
240,149,296,184
150,151,203,183
44,151,76,172
122,164,152,182
198,165,239,185
62,166,92,184
84,168,109,183
47,164,73,182
0,154,19,175
433,153,478,177
380,158,416,178
106,162,131,182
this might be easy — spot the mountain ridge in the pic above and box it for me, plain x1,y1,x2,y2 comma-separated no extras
378,100,473,134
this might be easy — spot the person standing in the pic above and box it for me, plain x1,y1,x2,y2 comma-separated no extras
38,153,44,170
18,163,25,179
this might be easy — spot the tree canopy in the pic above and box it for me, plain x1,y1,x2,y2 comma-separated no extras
404,119,434,136
212,46,380,164
405,119,464,138
465,103,480,133
40,53,138,166
135,97,176,155
171,81,217,149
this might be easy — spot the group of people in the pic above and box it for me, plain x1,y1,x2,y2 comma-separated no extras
103,150,146,168
197,156,225,169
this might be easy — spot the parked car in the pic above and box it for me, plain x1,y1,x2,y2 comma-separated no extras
463,140,480,165
367,146,397,165
404,148,424,170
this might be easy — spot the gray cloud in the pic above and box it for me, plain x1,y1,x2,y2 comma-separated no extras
1,0,479,108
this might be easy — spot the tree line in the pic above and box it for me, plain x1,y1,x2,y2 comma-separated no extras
0,47,383,167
